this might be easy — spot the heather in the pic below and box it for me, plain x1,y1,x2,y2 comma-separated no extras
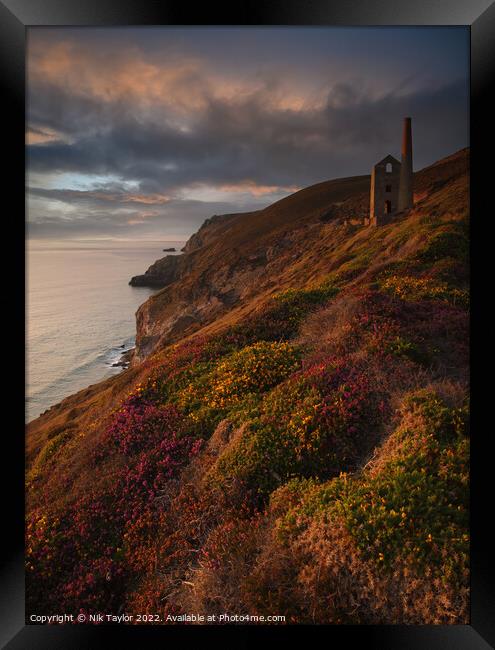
27,399,202,614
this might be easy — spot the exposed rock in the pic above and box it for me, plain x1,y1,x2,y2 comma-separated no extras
129,254,182,288
111,348,134,368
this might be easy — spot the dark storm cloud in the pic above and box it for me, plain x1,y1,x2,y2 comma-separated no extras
27,27,469,239
28,78,468,188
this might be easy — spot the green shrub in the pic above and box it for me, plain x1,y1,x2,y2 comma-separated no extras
28,431,73,482
416,227,469,264
380,274,469,308
176,341,302,428
384,336,425,363
213,359,384,497
279,391,469,580
225,284,338,344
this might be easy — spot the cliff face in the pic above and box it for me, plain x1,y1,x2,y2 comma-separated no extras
129,254,182,288
181,212,247,253
25,148,469,624
129,213,253,288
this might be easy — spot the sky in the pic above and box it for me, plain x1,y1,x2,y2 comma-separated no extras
26,27,469,241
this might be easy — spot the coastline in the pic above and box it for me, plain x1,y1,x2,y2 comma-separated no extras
27,240,183,422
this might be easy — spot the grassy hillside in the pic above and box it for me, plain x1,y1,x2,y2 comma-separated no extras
26,148,469,624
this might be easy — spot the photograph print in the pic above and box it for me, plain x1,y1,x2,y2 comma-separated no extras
26,26,470,626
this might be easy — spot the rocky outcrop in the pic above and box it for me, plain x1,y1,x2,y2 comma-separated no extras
132,249,272,362
129,254,182,288
129,213,251,289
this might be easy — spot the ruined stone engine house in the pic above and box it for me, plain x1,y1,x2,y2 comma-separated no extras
366,117,413,226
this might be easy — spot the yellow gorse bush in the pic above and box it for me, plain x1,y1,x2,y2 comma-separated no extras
177,341,301,414
381,274,468,307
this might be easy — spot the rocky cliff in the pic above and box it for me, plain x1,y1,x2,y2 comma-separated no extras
129,213,253,287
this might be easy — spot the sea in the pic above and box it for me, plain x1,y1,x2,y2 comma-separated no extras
26,239,185,423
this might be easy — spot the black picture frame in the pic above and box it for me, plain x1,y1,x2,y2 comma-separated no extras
1,1,493,647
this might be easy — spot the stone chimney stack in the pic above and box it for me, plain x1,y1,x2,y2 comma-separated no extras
398,117,413,211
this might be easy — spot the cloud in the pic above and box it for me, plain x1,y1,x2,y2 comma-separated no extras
28,187,171,206
26,29,469,239
28,78,468,184
26,125,70,145
27,196,261,240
